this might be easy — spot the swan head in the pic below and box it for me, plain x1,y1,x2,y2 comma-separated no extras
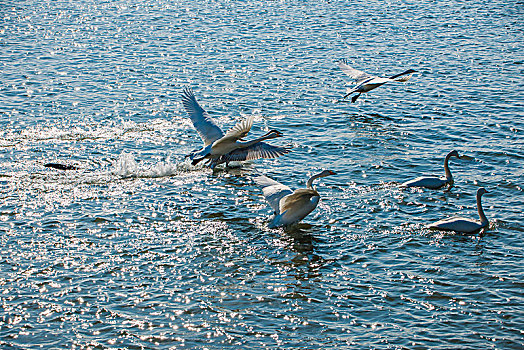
448,150,460,158
318,169,337,177
264,129,283,139
307,170,337,190
404,69,417,74
477,187,489,197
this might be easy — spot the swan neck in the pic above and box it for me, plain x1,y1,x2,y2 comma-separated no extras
477,192,488,225
389,70,409,80
444,153,453,181
240,133,272,148
306,173,323,189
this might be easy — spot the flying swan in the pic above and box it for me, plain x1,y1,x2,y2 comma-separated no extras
254,170,336,227
182,88,291,169
402,150,463,190
337,59,417,103
181,88,291,169
428,188,490,234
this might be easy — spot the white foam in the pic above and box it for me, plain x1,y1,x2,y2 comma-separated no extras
112,153,194,178
113,152,139,178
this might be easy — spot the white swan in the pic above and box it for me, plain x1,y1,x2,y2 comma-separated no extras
181,88,291,169
337,59,417,103
254,170,336,227
428,188,490,234
402,150,462,190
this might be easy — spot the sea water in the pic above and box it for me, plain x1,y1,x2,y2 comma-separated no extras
1,0,523,348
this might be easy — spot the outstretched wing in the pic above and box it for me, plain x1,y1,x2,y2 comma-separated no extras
391,74,413,82
254,175,293,213
181,88,224,146
221,116,254,141
388,69,416,82
366,77,394,85
337,59,372,83
221,142,292,162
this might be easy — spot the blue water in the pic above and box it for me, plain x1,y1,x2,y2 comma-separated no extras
1,0,523,348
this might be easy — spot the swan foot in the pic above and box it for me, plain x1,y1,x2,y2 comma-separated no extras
192,157,205,166
342,91,353,100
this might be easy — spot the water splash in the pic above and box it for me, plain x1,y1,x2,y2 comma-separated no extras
112,152,195,178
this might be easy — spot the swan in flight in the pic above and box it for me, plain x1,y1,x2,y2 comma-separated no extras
402,150,463,190
181,88,291,169
428,188,490,234
337,59,417,103
254,170,336,227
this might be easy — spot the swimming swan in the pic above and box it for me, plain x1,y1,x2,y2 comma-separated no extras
428,188,489,234
402,150,463,190
337,59,417,103
254,170,336,227
181,88,291,169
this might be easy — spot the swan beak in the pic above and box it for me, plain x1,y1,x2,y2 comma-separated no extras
328,170,336,175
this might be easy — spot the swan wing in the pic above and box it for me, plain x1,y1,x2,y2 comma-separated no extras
181,88,224,146
392,74,413,82
254,175,293,213
220,142,291,162
337,59,372,83
366,77,393,85
388,69,416,82
279,189,319,215
222,116,254,141
428,217,483,233
402,176,447,189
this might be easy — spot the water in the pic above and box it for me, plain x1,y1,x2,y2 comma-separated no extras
1,0,523,348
